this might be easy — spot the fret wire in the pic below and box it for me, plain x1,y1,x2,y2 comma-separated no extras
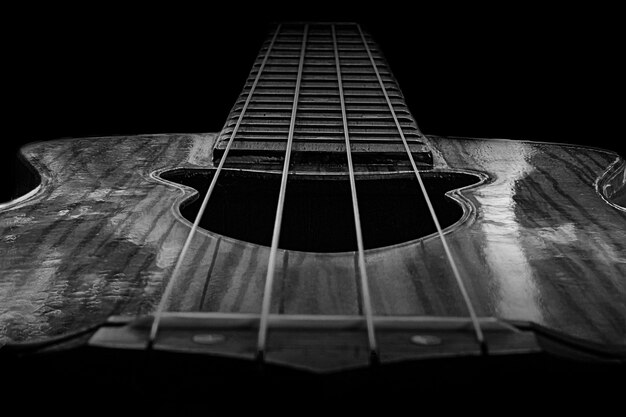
257,24,309,358
147,24,283,346
356,25,486,350
331,24,378,358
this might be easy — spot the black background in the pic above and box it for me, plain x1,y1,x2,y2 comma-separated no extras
2,5,624,405
3,4,623,202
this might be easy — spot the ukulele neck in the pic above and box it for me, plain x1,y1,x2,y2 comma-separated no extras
213,22,433,171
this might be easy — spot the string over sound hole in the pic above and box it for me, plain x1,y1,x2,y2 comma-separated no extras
161,170,480,253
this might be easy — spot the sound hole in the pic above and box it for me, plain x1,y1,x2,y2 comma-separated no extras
161,170,480,253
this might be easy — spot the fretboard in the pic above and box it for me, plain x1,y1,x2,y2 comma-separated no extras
214,22,432,169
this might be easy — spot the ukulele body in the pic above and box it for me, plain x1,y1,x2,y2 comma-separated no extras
1,132,624,346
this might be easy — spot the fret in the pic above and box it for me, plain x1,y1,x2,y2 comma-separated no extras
222,126,421,137
254,56,388,65
228,113,417,125
225,119,418,129
236,96,408,105
231,106,415,118
224,116,419,127
241,88,295,95
267,38,378,45
263,45,382,53
241,89,405,99
251,66,393,76
216,21,429,171
244,80,400,91
243,113,344,120
249,73,396,82
239,101,409,110
251,81,336,89
214,141,429,152
267,52,387,60
221,139,425,147
215,136,423,145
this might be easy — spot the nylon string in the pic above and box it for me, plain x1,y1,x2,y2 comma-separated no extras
331,24,378,359
256,24,309,358
148,24,283,346
356,24,486,350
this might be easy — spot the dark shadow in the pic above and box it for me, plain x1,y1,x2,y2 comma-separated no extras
0,150,42,204
161,169,480,252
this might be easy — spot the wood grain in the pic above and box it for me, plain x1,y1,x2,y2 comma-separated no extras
1,133,624,347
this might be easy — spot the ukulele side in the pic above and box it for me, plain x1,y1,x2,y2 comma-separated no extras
0,134,200,343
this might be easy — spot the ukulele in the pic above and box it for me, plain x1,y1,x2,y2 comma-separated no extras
1,21,625,411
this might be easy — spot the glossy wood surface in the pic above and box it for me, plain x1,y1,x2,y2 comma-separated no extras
1,133,624,346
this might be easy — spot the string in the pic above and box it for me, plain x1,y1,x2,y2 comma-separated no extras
256,24,309,359
148,24,283,347
331,24,378,360
356,25,486,352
